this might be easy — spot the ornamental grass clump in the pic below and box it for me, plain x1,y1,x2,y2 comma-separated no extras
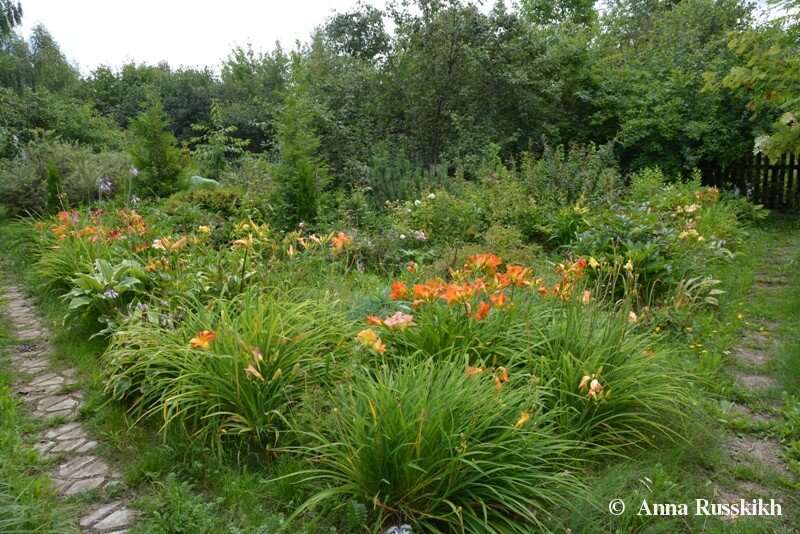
529,301,693,451
102,289,348,451
289,359,584,533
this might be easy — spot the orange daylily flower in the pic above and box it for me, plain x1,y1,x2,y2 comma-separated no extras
357,328,387,353
489,293,509,308
390,280,411,300
466,253,503,275
473,301,491,321
190,330,216,350
581,290,591,304
497,367,509,383
504,264,532,286
515,411,531,428
490,273,509,292
494,367,509,392
330,232,352,252
413,278,446,304
357,329,379,344
441,282,480,306
365,315,384,327
407,262,418,274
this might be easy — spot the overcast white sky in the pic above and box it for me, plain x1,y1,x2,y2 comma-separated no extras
19,0,388,74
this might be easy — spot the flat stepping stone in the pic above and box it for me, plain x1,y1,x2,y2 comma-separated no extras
13,356,51,374
725,435,788,475
80,500,137,533
51,455,122,496
14,372,70,396
734,371,776,391
16,329,49,341
32,391,83,419
731,346,771,366
35,423,98,456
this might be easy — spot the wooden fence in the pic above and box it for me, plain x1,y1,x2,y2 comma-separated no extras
701,153,800,211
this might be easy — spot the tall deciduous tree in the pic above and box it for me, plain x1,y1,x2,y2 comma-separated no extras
0,0,22,36
720,0,800,159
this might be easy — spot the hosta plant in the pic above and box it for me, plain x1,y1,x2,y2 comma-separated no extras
64,258,149,334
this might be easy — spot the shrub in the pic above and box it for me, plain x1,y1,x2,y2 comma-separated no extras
0,138,131,214
519,143,622,208
44,162,63,213
189,100,249,181
163,186,248,220
273,90,327,227
290,359,583,532
103,290,349,450
392,185,486,248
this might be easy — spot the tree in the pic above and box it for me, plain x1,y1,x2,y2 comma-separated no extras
720,0,800,159
325,4,389,60
218,44,288,152
593,0,755,172
0,0,21,36
273,79,327,226
128,102,184,197
190,99,249,180
520,0,597,26
29,24,78,93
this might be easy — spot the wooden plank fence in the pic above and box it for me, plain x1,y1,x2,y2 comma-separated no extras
701,153,800,212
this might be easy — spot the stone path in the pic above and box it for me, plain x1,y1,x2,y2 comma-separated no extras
1,284,136,533
714,246,793,522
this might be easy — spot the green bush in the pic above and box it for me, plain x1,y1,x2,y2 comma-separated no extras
519,143,622,208
103,290,349,450
0,138,131,214
44,162,63,213
164,186,247,220
273,90,327,227
290,359,583,532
